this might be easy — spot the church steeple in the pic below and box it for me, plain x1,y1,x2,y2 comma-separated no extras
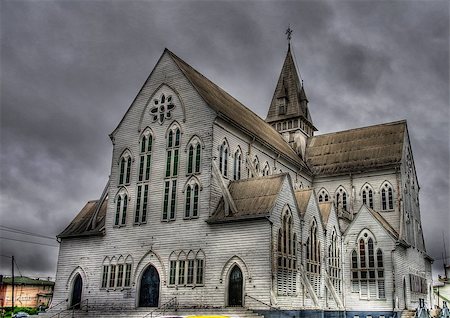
266,40,317,159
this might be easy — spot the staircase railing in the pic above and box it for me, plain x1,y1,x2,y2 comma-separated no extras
48,299,89,318
245,294,279,310
141,296,178,318
47,298,69,311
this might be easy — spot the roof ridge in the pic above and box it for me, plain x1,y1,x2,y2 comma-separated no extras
229,172,288,184
166,49,266,123
310,120,406,138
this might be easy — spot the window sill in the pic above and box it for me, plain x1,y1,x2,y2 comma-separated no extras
183,216,199,220
133,222,147,226
113,225,126,228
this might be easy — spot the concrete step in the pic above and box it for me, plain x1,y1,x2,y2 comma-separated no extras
39,307,265,318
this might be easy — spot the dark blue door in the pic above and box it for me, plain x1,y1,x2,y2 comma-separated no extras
228,266,243,306
71,274,82,309
139,265,160,307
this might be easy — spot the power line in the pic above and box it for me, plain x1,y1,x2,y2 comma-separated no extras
0,236,58,247
0,225,55,240
14,258,22,277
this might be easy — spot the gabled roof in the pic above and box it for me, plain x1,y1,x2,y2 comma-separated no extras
208,174,287,224
367,207,399,239
306,120,406,176
294,189,313,217
166,49,308,170
266,46,315,128
58,197,107,239
318,202,332,227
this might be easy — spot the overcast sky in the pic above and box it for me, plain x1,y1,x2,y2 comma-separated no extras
1,0,449,280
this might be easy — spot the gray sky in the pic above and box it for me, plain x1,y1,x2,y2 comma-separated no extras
1,0,449,280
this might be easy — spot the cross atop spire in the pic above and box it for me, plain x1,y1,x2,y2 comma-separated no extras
285,26,293,43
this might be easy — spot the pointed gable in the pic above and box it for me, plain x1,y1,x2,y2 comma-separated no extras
294,189,313,217
266,46,314,128
318,202,332,227
208,174,287,223
166,49,308,169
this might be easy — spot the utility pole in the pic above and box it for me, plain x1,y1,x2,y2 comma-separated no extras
11,255,14,313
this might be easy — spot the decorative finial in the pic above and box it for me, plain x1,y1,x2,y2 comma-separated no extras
286,26,293,42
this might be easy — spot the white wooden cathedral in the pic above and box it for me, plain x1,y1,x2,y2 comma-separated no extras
52,44,433,317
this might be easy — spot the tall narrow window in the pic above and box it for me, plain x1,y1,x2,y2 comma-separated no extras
362,184,374,209
335,186,348,213
233,149,242,180
351,232,385,299
381,182,394,210
277,207,297,296
262,162,270,176
219,141,228,177
109,264,116,288
114,191,128,226
164,124,181,221
187,137,202,175
168,250,205,287
118,152,132,185
328,230,341,295
138,132,152,182
124,259,132,287
306,220,321,295
135,184,149,224
184,180,200,219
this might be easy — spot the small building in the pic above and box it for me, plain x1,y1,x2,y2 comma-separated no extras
0,276,54,308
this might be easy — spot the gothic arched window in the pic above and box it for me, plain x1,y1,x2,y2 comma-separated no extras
262,162,271,177
233,148,242,180
335,186,348,213
351,231,385,299
318,188,329,203
277,207,297,296
118,151,132,186
163,123,181,221
361,184,374,209
187,136,202,175
328,229,341,295
306,220,321,295
184,178,200,219
114,190,128,226
138,129,153,182
381,182,394,210
219,140,229,177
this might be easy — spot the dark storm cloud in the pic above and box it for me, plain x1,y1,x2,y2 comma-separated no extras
1,0,448,279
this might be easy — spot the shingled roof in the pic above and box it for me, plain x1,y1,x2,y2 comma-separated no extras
266,45,315,129
208,174,286,223
167,50,308,170
306,120,406,175
318,202,332,227
58,197,107,239
294,189,313,217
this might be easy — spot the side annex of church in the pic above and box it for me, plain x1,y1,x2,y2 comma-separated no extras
52,46,433,316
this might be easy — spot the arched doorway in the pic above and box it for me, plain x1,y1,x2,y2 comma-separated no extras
71,274,82,309
228,265,243,307
139,264,160,307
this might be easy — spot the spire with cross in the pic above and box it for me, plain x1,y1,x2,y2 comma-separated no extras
285,26,293,43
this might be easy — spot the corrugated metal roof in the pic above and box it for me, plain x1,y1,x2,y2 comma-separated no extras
2,276,54,286
208,174,286,223
318,202,332,227
167,49,308,170
306,121,406,175
58,197,107,239
294,189,313,217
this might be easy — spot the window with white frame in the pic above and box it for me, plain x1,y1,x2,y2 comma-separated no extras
318,188,329,203
328,229,341,295
351,231,385,299
362,184,374,209
168,250,205,287
219,140,229,177
101,255,132,289
135,184,149,224
138,130,153,182
335,186,348,213
306,220,321,295
163,123,181,221
233,148,242,180
187,136,202,175
184,178,200,219
381,182,394,210
114,189,128,226
118,151,132,186
252,156,260,177
277,206,297,295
